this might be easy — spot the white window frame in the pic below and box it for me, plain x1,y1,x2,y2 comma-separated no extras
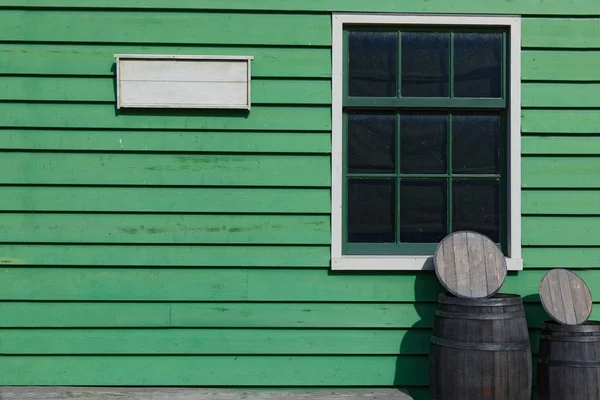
331,13,522,271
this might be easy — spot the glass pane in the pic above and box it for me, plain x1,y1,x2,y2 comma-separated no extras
348,113,396,174
400,113,448,174
452,113,501,174
453,180,500,242
348,179,396,243
401,32,450,98
349,31,398,97
454,33,502,98
400,179,447,243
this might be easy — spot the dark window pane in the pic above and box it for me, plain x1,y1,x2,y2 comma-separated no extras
348,179,396,243
400,113,448,174
400,179,447,243
454,33,502,98
453,180,500,242
348,113,396,174
401,32,450,98
452,113,501,174
349,31,398,97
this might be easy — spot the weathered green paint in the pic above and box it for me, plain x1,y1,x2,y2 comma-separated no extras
0,153,330,186
0,245,331,267
0,214,330,244
0,3,597,398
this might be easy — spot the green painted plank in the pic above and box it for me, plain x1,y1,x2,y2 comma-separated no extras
0,302,431,328
523,247,600,268
523,83,600,108
0,268,440,302
0,103,331,131
0,187,330,213
0,153,330,186
0,130,331,153
522,110,600,134
0,328,430,355
522,137,600,155
0,11,331,46
0,302,571,328
523,190,600,214
0,355,427,386
0,245,330,267
523,157,600,188
0,328,543,357
0,77,331,105
0,44,331,78
0,0,598,15
522,51,600,81
0,214,330,244
523,216,600,246
523,18,600,48
2,268,599,302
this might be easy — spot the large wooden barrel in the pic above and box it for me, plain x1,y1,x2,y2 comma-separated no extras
429,293,532,399
537,321,600,400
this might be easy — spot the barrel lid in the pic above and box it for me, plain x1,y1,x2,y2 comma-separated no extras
539,269,592,325
433,231,506,299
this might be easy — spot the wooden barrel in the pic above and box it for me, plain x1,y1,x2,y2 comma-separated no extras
429,293,532,400
537,321,600,400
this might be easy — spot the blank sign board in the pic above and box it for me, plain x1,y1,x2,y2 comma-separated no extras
115,54,253,110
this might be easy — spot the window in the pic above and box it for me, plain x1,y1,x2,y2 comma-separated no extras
331,15,522,271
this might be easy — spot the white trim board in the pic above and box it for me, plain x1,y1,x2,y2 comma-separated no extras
331,13,522,271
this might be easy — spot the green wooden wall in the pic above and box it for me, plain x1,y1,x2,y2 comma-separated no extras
0,2,598,399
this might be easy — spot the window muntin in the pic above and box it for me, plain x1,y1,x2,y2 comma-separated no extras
343,28,508,256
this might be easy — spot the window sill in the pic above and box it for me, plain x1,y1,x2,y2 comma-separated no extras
331,256,523,271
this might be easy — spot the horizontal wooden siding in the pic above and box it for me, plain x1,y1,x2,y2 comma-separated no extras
0,3,598,400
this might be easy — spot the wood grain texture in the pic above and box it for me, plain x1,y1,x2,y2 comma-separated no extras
522,110,600,134
0,328,429,355
0,153,330,186
0,213,330,244
539,269,593,325
0,103,331,131
0,244,330,267
0,187,330,213
0,388,414,400
434,231,507,299
0,1,598,15
522,51,599,81
0,130,331,153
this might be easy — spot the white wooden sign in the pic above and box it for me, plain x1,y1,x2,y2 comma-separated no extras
115,54,253,110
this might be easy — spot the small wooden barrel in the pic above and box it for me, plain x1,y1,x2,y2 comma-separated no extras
430,293,532,400
537,321,600,400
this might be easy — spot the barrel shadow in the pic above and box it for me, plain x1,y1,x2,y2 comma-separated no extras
396,271,443,400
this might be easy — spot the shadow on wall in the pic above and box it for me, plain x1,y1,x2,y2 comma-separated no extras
396,271,443,400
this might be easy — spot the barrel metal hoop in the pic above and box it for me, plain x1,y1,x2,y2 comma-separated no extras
541,335,600,342
431,336,530,351
538,359,600,368
542,321,600,333
435,310,526,320
439,294,522,307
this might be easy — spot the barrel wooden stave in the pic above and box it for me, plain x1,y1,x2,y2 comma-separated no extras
537,321,600,400
430,293,532,400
